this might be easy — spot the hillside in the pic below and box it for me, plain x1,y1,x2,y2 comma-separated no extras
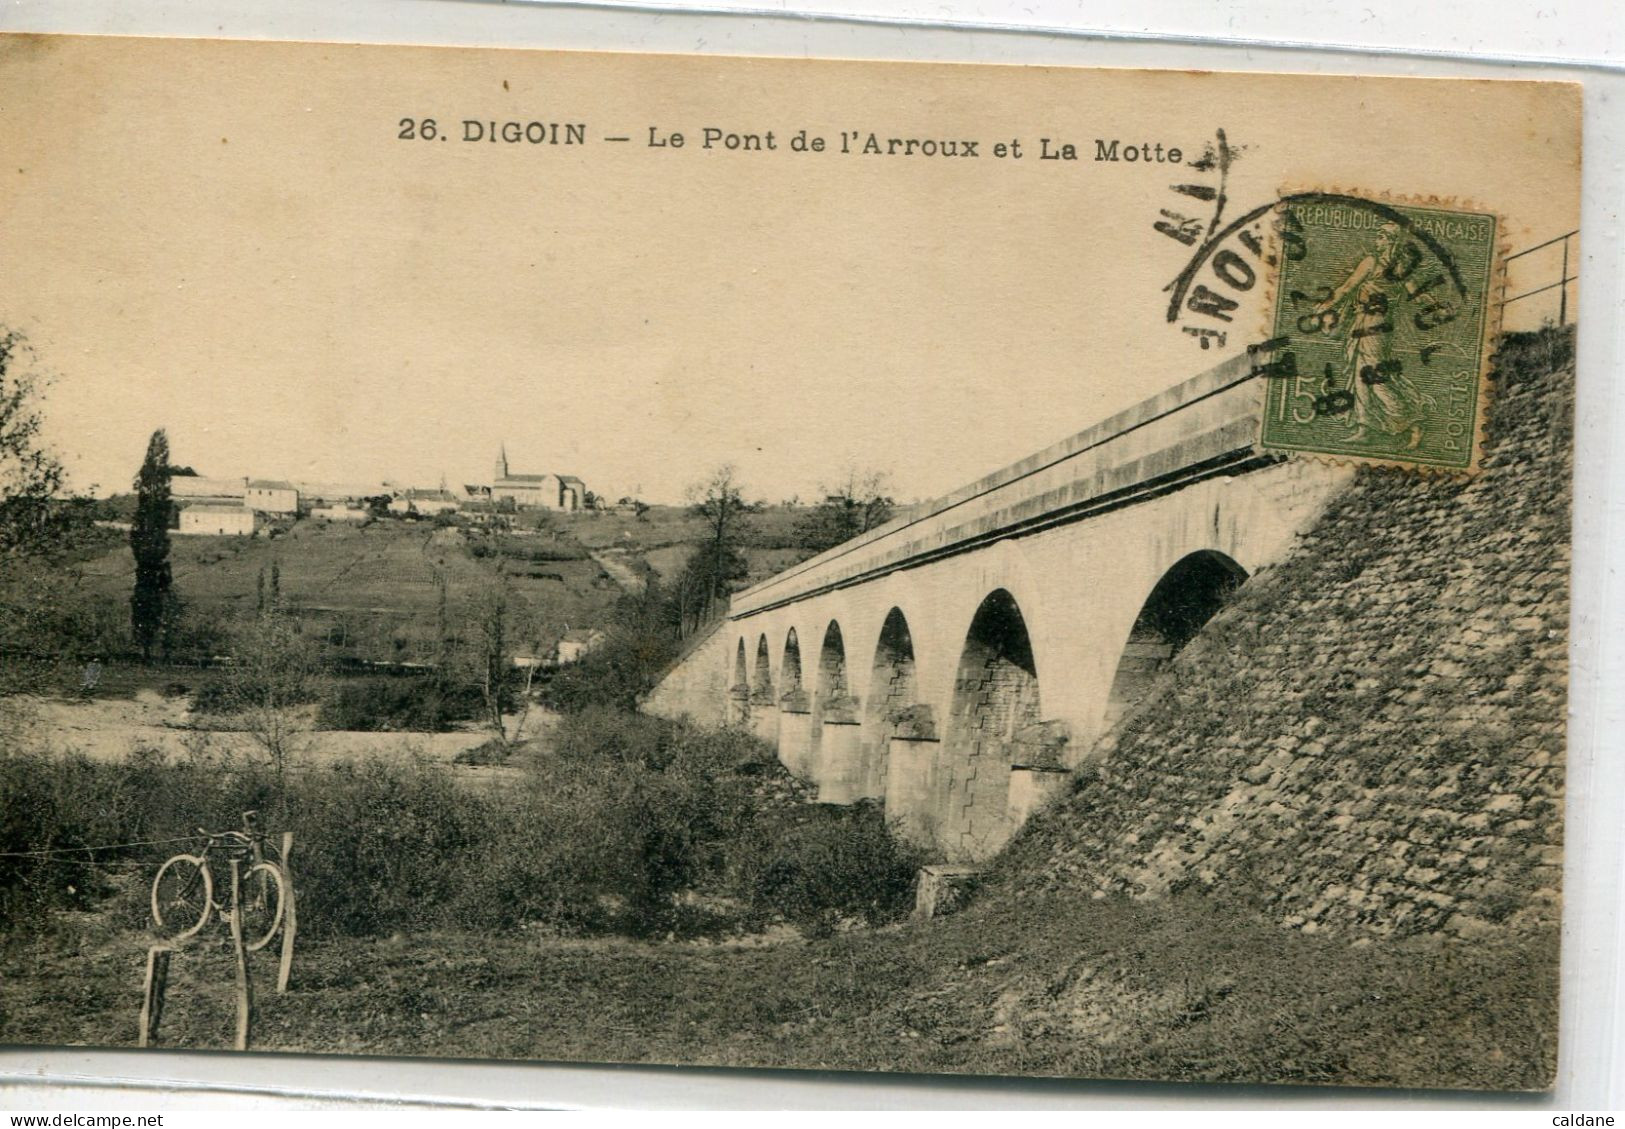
12,500,825,667
57,519,622,661
559,502,823,587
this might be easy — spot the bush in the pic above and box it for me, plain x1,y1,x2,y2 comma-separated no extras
287,758,490,936
192,675,313,718
549,706,675,767
467,537,587,564
188,675,239,715
543,630,679,714
452,738,511,766
0,741,280,931
1,711,918,943
315,675,485,732
732,801,928,935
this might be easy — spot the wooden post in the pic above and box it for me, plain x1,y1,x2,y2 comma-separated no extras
277,831,297,994
1559,236,1570,327
228,858,252,1051
138,945,172,1047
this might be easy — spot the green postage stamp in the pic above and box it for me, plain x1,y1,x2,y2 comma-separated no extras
1259,195,1499,472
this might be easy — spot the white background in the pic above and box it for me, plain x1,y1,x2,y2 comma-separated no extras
0,0,1621,1112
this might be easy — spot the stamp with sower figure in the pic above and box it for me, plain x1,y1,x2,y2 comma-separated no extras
1256,194,1499,473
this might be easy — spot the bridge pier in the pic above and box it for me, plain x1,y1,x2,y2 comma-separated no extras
815,719,866,803
727,683,751,727
750,689,778,746
777,692,813,779
1008,766,1072,825
885,735,943,848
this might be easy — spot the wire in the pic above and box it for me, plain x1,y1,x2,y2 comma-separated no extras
0,834,207,862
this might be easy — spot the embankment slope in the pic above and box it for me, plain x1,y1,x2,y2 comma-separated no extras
995,328,1571,939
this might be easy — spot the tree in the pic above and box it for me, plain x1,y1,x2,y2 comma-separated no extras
0,330,88,561
471,579,510,735
451,535,542,743
793,467,895,555
676,465,751,637
227,606,317,816
130,429,175,660
542,576,681,713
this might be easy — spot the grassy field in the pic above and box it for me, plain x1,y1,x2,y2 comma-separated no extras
22,503,821,666
56,519,622,660
0,878,1554,1090
0,709,1555,1092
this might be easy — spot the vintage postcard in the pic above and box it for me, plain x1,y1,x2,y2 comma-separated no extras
0,35,1578,1091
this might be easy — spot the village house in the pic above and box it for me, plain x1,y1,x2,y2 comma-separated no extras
178,504,256,536
555,627,607,665
490,447,586,512
244,479,299,515
295,481,388,507
310,503,368,522
388,489,462,518
169,475,247,507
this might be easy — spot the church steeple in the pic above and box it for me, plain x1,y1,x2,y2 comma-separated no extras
494,444,509,485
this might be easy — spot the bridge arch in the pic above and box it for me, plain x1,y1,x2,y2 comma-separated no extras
781,626,804,698
859,607,920,800
750,634,777,744
810,619,866,800
940,588,1043,859
775,626,815,776
1104,549,1248,727
919,538,1053,715
816,619,851,707
752,634,774,697
731,637,751,725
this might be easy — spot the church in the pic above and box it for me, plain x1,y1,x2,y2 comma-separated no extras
485,446,587,512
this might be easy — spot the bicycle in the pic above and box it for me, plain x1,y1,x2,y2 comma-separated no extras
151,811,287,952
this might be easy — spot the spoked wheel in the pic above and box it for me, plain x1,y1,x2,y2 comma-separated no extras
151,854,212,941
238,861,286,952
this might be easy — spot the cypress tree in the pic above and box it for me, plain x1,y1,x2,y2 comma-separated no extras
129,429,173,661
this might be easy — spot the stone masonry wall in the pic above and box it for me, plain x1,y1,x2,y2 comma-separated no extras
642,617,731,728
1002,330,1572,938
945,647,1043,860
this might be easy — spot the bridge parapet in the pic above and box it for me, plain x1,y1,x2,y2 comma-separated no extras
731,351,1263,619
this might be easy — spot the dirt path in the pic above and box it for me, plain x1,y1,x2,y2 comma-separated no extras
14,693,537,782
588,549,646,593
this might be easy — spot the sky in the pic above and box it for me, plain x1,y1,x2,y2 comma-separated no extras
0,37,1582,504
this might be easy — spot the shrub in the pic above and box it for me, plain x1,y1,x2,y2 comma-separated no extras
550,706,674,767
732,801,928,935
0,749,111,924
188,675,239,715
543,630,680,714
286,758,490,936
0,741,280,931
315,675,485,732
452,738,511,766
2,711,915,943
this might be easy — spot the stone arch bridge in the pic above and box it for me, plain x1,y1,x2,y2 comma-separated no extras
648,352,1356,862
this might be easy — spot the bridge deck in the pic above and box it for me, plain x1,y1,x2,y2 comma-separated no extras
731,352,1269,619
